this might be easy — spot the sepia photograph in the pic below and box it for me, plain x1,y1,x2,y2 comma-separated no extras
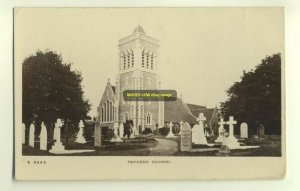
14,7,285,180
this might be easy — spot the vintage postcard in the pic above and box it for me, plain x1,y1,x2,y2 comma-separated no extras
14,8,285,180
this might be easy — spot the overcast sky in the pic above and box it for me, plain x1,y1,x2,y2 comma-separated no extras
15,8,284,116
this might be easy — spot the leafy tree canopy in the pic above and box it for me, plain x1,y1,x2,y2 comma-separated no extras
220,53,281,135
22,50,91,128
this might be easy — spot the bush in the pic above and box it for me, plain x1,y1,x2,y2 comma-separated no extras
152,129,159,135
142,128,152,135
83,121,95,142
158,127,169,136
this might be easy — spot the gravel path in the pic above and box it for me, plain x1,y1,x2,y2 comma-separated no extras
148,138,178,156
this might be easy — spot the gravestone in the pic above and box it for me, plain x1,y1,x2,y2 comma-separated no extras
119,123,124,138
180,122,192,152
178,121,184,135
192,113,207,144
240,122,248,138
53,119,63,141
258,123,265,137
40,122,47,150
225,116,240,149
204,125,209,137
215,118,226,143
111,122,122,142
75,120,87,144
29,123,35,147
22,123,25,144
166,122,175,138
49,119,65,154
94,122,102,147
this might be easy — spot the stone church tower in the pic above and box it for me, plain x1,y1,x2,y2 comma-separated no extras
115,26,164,132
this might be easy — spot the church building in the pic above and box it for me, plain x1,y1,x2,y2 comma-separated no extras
94,26,218,145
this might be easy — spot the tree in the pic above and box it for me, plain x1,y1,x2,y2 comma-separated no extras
22,50,91,145
220,53,281,135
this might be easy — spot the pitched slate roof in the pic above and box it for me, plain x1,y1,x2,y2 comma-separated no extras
186,104,217,124
186,103,206,112
164,98,197,124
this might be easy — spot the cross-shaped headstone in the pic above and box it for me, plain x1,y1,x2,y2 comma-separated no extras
218,118,226,137
226,116,237,137
54,118,63,142
218,118,226,126
56,118,63,127
178,121,184,135
166,121,175,138
180,121,184,127
197,113,206,126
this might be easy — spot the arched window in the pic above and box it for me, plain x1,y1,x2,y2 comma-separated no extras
146,53,149,68
109,101,112,121
106,100,110,121
146,113,151,125
142,50,145,67
101,108,104,122
123,53,126,70
104,103,107,122
112,106,115,121
127,53,130,68
131,51,134,67
151,55,154,70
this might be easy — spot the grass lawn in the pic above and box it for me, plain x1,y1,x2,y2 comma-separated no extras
23,136,158,156
174,135,281,157
22,135,281,157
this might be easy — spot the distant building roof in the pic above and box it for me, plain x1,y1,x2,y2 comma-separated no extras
186,104,218,124
133,25,146,34
164,98,197,124
186,103,206,112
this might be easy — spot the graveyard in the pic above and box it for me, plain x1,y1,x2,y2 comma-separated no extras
22,114,281,157
21,33,282,158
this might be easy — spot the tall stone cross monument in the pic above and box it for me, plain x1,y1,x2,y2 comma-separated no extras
49,119,65,154
178,121,184,135
227,116,237,138
215,118,226,143
225,116,240,149
192,113,207,145
166,122,175,138
197,113,206,129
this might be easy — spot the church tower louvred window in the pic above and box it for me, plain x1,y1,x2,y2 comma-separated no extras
151,55,154,70
127,53,130,68
142,50,145,68
123,53,126,70
146,53,149,68
131,51,134,67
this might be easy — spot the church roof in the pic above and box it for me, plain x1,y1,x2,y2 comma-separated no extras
186,104,218,124
133,25,146,34
164,98,197,124
186,103,206,112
